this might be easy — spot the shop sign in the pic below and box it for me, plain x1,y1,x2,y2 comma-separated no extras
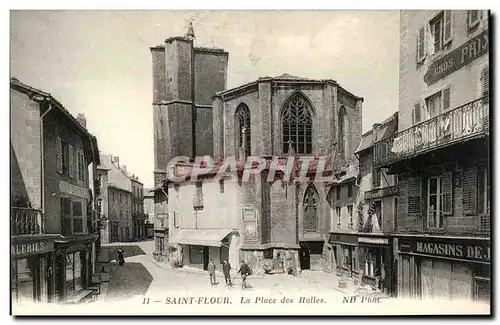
424,30,489,85
59,181,89,199
11,241,54,258
329,233,358,245
399,237,490,263
358,237,389,245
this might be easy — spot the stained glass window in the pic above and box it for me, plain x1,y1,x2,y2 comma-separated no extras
235,104,251,157
282,93,313,154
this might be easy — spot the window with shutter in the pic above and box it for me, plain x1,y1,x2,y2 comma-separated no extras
477,166,490,214
442,172,453,215
443,87,451,111
56,137,63,174
407,178,422,215
414,103,422,124
68,145,74,179
427,174,449,229
463,167,477,213
372,168,382,188
468,10,480,30
443,10,453,45
417,27,426,63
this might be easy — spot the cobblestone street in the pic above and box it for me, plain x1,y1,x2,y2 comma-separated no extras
102,241,355,302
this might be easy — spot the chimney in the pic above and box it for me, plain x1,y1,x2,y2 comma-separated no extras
77,113,87,129
113,156,120,167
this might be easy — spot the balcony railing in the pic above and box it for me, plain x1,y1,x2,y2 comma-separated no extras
11,207,43,235
374,97,489,167
477,213,490,235
364,185,399,201
154,217,168,230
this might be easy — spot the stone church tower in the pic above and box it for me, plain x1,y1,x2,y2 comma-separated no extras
151,24,229,186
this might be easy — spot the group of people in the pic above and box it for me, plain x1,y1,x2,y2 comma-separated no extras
116,248,252,289
208,259,252,289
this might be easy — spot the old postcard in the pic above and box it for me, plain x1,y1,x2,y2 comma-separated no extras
9,9,491,316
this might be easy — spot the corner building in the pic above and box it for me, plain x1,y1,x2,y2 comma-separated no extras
373,10,490,302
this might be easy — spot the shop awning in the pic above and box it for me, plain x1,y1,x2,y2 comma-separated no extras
169,229,234,247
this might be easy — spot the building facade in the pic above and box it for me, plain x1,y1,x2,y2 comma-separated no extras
131,175,146,241
351,113,399,296
373,10,490,302
99,155,144,243
11,78,101,304
143,189,155,239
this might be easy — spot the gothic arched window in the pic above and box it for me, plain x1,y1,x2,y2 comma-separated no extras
281,93,313,154
338,106,347,159
235,103,251,157
303,184,319,233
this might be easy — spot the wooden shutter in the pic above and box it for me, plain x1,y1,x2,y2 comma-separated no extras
68,145,74,178
407,178,422,214
443,87,451,111
414,103,422,124
463,167,477,213
79,151,85,182
56,137,63,174
482,66,489,103
468,10,480,29
442,172,453,215
443,10,453,45
417,27,426,63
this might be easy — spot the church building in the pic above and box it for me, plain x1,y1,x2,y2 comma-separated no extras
152,24,365,274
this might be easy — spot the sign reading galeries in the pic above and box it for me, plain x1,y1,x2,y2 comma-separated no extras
11,241,54,258
424,30,489,85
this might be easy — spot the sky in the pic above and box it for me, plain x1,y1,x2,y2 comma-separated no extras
10,10,400,188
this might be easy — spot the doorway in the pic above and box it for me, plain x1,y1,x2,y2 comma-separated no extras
299,242,311,270
203,246,209,270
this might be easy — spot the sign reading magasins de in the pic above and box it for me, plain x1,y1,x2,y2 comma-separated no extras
399,238,490,263
424,30,489,85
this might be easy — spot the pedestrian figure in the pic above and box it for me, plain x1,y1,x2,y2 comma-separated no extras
117,248,125,266
222,259,232,287
237,260,252,290
208,259,217,286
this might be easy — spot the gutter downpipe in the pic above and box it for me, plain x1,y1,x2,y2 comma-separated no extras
40,100,53,233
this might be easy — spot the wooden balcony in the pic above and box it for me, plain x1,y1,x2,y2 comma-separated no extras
373,97,489,168
11,207,43,236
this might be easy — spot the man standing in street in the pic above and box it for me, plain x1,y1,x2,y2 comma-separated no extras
222,259,232,287
237,260,252,290
208,259,217,286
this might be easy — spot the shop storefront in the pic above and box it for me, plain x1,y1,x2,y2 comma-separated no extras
53,235,98,302
396,236,490,302
169,229,240,271
328,233,359,277
11,236,59,304
357,235,394,295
